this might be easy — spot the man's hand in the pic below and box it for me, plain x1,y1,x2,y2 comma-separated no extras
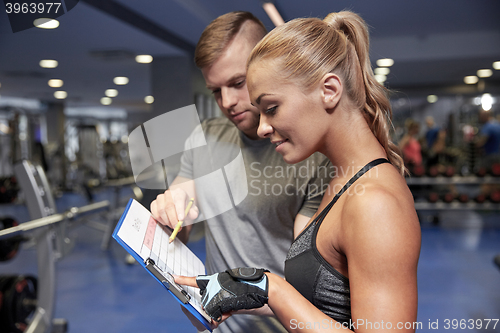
150,188,199,229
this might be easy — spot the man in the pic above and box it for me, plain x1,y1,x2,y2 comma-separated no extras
477,110,500,158
151,12,331,333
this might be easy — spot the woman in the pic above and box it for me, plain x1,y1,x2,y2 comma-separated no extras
399,119,423,168
177,11,421,332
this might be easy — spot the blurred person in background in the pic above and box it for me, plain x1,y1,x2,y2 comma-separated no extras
399,119,423,171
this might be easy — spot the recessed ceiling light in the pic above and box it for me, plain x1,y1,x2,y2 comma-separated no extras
54,91,67,99
101,97,112,105
374,67,390,75
39,59,58,68
113,77,129,85
34,18,59,29
374,74,387,83
464,76,478,84
427,95,438,103
477,69,493,78
376,58,394,67
493,61,500,70
105,89,118,97
481,93,493,111
144,95,154,104
48,79,63,88
135,55,153,64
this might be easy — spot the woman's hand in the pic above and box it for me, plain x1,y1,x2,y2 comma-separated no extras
174,268,270,323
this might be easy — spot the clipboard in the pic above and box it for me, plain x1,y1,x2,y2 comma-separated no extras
112,198,213,332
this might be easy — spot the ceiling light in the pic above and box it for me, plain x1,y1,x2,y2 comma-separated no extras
113,77,129,85
54,91,67,99
101,97,112,105
144,95,154,104
135,55,153,64
262,2,285,26
374,74,387,83
493,61,500,70
105,89,118,97
374,67,390,75
48,79,63,88
481,93,493,111
464,76,478,84
477,69,493,78
376,58,394,67
427,95,438,103
39,59,58,68
34,18,59,29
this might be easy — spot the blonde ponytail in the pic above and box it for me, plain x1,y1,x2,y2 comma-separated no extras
248,11,405,175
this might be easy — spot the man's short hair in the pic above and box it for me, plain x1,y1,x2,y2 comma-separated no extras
195,11,267,69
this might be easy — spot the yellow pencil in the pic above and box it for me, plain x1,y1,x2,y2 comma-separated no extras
169,198,194,243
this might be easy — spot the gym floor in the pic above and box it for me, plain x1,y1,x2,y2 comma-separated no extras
1,188,500,333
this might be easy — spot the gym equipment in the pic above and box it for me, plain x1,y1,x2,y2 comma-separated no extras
0,275,37,333
489,191,500,204
442,192,455,203
476,167,488,177
457,193,469,203
4,160,110,333
491,163,500,177
0,217,28,262
427,192,439,203
0,176,19,204
494,254,500,271
427,165,440,177
411,164,425,177
474,193,487,203
444,165,455,177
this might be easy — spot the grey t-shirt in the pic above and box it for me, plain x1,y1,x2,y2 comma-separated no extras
178,117,332,333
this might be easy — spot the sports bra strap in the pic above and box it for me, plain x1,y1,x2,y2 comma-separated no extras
314,158,390,223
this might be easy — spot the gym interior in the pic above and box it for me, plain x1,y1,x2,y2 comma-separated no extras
1,1,499,332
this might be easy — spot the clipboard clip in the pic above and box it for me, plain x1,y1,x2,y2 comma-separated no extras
145,258,191,304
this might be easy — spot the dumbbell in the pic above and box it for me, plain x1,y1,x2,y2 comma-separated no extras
411,164,425,177
457,193,469,203
0,217,26,262
476,167,488,177
444,166,455,177
427,192,439,203
427,165,440,177
442,192,456,203
491,163,500,177
474,193,487,203
0,275,37,333
490,191,500,204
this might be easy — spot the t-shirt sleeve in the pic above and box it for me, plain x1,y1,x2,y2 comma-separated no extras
177,123,205,180
298,154,333,217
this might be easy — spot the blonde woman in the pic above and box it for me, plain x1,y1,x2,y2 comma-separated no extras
177,11,421,333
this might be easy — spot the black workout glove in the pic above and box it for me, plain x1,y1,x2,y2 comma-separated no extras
196,267,270,322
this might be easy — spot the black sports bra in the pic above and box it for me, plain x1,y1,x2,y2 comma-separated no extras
284,158,390,323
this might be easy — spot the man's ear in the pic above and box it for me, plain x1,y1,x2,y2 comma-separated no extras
321,73,342,110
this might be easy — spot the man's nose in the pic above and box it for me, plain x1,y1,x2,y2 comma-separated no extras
221,87,238,110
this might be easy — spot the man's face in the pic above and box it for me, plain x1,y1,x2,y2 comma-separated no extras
201,34,261,140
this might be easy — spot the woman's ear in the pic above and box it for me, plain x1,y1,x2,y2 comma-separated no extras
321,73,342,110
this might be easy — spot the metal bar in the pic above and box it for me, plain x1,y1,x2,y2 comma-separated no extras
0,200,110,238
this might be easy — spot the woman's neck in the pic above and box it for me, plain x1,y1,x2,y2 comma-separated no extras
319,106,387,176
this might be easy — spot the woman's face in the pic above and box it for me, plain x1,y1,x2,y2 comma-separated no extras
247,60,329,164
